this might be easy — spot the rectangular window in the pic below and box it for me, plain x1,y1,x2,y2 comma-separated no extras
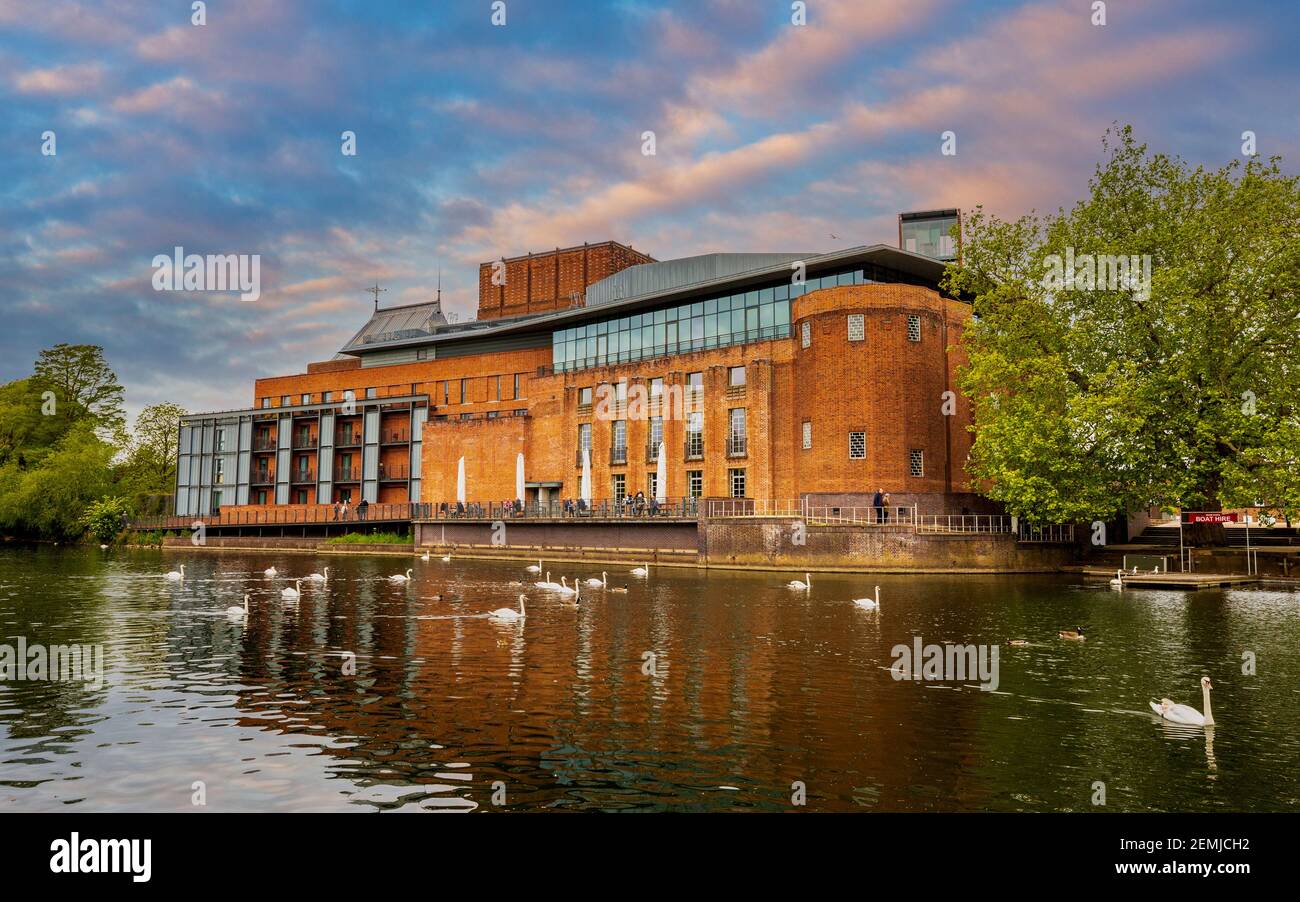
849,431,866,460
848,314,865,342
801,321,811,348
648,415,663,458
909,448,924,477
512,373,521,399
459,379,467,403
578,423,592,456
366,387,377,399
486,410,499,419
280,395,290,406
802,421,812,450
611,420,627,465
213,458,225,484
323,391,332,403
578,386,593,407
260,397,270,409
214,428,225,453
686,411,704,459
729,468,746,498
647,472,658,499
493,375,502,401
688,470,703,498
728,365,746,387
301,393,311,405
611,473,626,501
728,408,747,456
649,377,663,407
907,314,922,342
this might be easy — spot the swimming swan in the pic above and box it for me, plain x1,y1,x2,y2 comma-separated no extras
525,560,542,574
631,563,649,577
1109,569,1124,588
225,593,250,616
852,586,880,609
305,567,330,582
555,576,578,595
1150,676,1215,727
584,571,607,587
535,571,560,590
281,579,302,599
787,573,812,591
488,594,526,621
389,569,413,583
420,550,430,561
164,564,186,581
264,566,277,577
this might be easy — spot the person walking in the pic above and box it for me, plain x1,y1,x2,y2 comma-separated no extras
872,488,884,524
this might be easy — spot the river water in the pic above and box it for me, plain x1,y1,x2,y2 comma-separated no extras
1,547,1296,812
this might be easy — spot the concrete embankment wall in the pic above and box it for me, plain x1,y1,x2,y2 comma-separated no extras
698,519,1076,572
159,537,414,556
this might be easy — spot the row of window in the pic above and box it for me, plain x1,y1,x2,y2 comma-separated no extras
801,313,923,348
608,468,745,499
257,374,527,411
578,407,748,458
799,424,925,473
576,367,746,409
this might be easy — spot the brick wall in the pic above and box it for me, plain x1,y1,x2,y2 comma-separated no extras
476,242,654,321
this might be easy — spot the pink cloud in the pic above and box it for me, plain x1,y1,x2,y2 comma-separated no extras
14,62,105,96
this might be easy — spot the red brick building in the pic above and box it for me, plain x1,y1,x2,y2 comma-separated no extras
175,232,982,518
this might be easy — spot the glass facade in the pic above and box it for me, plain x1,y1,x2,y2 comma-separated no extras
552,265,882,373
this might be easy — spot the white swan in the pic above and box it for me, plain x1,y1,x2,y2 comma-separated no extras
389,569,413,583
1150,676,1215,726
488,594,526,621
853,586,880,610
562,582,581,608
535,570,560,590
584,571,607,587
525,560,542,574
264,566,277,577
1109,569,1124,588
305,567,330,582
555,576,578,595
163,564,185,581
420,550,430,561
441,552,451,562
281,579,302,599
787,572,812,591
631,562,649,577
225,593,250,616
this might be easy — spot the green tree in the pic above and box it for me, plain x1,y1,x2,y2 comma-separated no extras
0,422,118,540
125,402,186,493
78,496,132,544
945,126,1300,528
0,377,72,467
32,343,126,434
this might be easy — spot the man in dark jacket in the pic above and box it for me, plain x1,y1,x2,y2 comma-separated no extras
872,488,884,524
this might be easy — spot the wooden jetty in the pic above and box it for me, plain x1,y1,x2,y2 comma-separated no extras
1080,568,1259,589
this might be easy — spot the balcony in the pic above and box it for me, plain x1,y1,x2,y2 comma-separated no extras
684,437,704,461
335,431,362,447
335,468,360,482
252,437,276,452
609,446,628,466
251,469,274,485
379,430,410,445
727,435,748,457
378,464,409,481
290,470,316,484
292,435,316,450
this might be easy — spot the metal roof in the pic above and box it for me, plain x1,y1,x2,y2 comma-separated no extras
339,300,449,353
584,253,815,307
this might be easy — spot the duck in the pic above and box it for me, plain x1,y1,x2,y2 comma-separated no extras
610,585,629,594
787,573,812,591
281,579,302,600
507,580,524,587
852,586,880,609
1150,676,1214,726
631,562,649,577
305,567,330,582
388,569,413,583
1109,569,1124,588
1008,639,1030,647
525,560,542,574
431,594,444,602
225,593,250,616
264,566,277,577
163,564,186,581
1059,627,1086,641
488,594,526,622
584,571,607,588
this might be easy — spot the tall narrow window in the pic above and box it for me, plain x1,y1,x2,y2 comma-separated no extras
847,314,865,342
801,321,811,348
688,470,703,498
611,473,626,501
802,421,812,450
611,420,627,464
578,423,592,464
729,468,746,498
849,431,866,460
907,314,922,342
686,411,704,459
728,408,747,456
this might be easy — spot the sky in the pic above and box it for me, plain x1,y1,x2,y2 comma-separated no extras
2,0,1298,423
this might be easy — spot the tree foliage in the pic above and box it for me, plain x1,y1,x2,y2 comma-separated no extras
945,126,1300,523
32,343,126,435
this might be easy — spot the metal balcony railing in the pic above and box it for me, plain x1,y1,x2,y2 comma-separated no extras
378,465,409,481
290,470,316,484
252,437,276,452
251,470,274,485
335,468,359,481
379,431,410,444
336,431,362,447
292,435,316,449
